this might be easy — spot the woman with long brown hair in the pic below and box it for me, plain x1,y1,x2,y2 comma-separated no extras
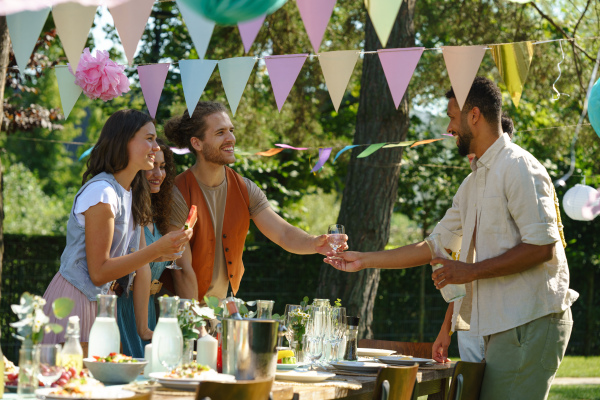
42,110,192,347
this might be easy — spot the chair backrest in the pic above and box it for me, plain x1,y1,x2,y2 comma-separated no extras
447,360,486,400
195,378,274,400
358,339,434,359
372,365,419,400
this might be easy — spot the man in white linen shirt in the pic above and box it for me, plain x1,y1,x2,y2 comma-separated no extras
325,77,578,399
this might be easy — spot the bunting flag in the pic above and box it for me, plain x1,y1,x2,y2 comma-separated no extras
52,3,97,73
137,63,170,118
238,15,266,54
442,45,487,110
179,59,218,117
296,0,337,53
365,0,403,47
7,8,51,76
109,0,154,65
276,144,308,150
265,54,308,111
334,144,359,161
176,0,216,59
319,50,360,112
383,141,416,148
55,65,82,118
218,56,257,116
491,41,534,108
378,47,424,109
311,147,332,172
171,148,191,155
358,143,386,158
256,148,284,156
410,138,445,147
0,0,128,16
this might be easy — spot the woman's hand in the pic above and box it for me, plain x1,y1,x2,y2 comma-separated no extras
154,227,193,256
324,251,364,272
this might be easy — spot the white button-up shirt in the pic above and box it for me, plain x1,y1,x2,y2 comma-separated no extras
432,133,578,336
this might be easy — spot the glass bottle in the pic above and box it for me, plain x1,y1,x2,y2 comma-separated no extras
87,294,120,358
152,296,182,373
425,233,466,302
311,299,331,308
343,316,360,361
61,316,83,373
223,298,243,320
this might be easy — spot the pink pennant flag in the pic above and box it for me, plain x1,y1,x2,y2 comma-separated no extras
137,63,170,118
378,47,424,109
442,45,487,110
238,15,265,54
276,144,309,150
311,148,332,173
297,0,337,53
265,54,308,112
109,0,154,65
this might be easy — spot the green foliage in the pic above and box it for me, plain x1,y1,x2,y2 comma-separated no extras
556,356,600,378
548,385,600,400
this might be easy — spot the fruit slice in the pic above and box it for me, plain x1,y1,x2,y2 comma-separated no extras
277,349,294,361
185,205,198,229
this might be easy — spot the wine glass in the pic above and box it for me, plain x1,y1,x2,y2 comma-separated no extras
327,224,345,259
158,336,183,373
165,247,184,270
38,344,62,387
329,307,346,362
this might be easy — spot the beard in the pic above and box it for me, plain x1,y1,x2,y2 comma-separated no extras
456,120,473,157
201,142,235,165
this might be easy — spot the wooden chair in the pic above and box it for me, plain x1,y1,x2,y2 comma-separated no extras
358,339,434,359
447,361,486,400
372,364,419,400
127,394,151,400
195,378,274,400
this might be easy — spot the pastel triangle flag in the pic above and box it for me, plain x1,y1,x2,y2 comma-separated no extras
383,141,415,148
256,148,284,156
54,65,82,119
276,144,308,150
265,54,308,111
137,63,170,118
52,2,97,73
491,41,534,108
179,59,218,117
442,45,487,110
365,0,403,47
176,0,215,59
7,7,51,76
218,56,256,116
358,143,386,158
296,0,336,53
319,50,359,112
378,47,424,109
109,0,155,65
334,144,359,161
238,15,265,54
311,148,332,173
410,138,445,148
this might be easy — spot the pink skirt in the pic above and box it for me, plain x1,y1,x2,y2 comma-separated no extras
42,272,97,343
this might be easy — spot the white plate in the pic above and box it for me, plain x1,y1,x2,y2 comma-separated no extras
275,370,336,383
36,388,136,399
329,361,386,373
376,356,434,366
356,348,396,357
276,362,307,371
149,371,236,391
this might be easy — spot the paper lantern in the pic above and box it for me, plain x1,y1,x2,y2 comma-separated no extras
589,77,600,139
562,184,598,221
178,0,287,25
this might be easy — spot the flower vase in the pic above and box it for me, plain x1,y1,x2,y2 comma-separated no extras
17,341,40,396
291,340,305,364
183,339,195,365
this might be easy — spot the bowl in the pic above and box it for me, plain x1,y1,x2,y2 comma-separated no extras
83,357,148,384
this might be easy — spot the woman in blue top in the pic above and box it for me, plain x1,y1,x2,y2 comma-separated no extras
118,139,177,357
42,110,192,352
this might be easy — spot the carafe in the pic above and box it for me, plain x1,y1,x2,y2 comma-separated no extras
88,294,120,358
151,296,182,373
425,234,466,302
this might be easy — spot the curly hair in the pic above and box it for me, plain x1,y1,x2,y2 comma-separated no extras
151,138,176,235
164,101,228,156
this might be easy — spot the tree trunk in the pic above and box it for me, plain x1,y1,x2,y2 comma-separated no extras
0,16,10,302
316,1,416,338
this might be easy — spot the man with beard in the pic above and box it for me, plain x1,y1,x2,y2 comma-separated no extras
325,77,577,399
162,101,347,302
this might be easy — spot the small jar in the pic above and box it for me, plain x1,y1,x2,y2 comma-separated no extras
343,316,360,361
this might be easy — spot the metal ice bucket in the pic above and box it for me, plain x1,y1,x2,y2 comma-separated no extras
222,318,279,380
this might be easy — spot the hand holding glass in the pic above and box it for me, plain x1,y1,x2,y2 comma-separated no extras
327,224,345,260
165,247,184,270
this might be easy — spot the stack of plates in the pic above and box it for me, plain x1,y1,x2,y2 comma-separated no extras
356,348,396,357
329,361,387,373
275,370,336,383
149,371,235,391
376,356,435,367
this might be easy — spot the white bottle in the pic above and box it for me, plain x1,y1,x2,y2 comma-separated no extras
88,295,120,358
196,323,217,370
152,296,183,373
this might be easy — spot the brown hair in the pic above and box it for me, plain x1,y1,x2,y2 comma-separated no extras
82,109,153,226
151,138,176,235
164,101,228,155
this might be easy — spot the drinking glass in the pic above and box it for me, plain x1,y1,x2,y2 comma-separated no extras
284,304,303,345
165,248,184,270
158,336,183,373
327,224,345,259
329,307,346,362
256,300,275,319
38,344,62,387
304,306,326,369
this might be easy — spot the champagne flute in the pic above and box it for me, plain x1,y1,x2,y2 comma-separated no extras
158,336,183,373
38,344,62,387
165,247,184,270
327,224,345,259
329,307,346,362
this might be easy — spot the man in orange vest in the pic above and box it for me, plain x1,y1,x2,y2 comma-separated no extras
162,101,347,301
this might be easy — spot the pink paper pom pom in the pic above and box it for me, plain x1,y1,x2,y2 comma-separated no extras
68,48,131,102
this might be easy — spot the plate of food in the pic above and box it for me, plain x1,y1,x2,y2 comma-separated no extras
329,361,387,373
276,349,306,370
83,354,147,384
376,356,435,366
149,362,235,391
35,377,135,399
275,370,336,383
356,348,396,357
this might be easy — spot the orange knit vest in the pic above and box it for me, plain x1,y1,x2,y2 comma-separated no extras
163,167,250,299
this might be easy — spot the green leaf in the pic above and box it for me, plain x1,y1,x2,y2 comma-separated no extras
52,297,75,319
46,323,64,334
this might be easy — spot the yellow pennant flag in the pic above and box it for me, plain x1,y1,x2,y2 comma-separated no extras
256,148,284,156
491,41,534,108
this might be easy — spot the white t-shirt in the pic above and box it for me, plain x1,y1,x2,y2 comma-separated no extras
74,181,135,248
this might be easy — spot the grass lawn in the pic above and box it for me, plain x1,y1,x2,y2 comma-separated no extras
548,385,600,399
556,356,600,378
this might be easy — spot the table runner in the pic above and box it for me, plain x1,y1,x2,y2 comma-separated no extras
273,377,362,390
